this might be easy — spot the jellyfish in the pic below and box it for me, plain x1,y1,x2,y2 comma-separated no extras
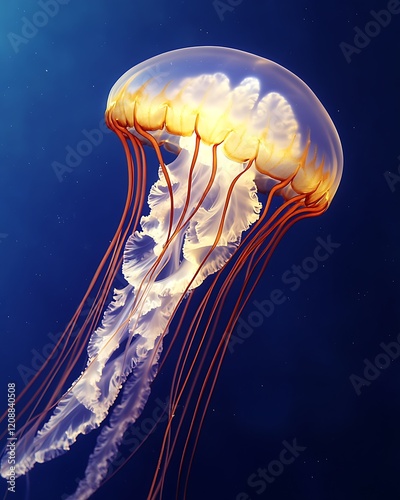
1,46,343,499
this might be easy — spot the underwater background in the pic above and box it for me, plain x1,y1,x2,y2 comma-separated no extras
1,0,399,499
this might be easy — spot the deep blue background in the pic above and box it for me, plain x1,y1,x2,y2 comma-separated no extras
1,1,399,499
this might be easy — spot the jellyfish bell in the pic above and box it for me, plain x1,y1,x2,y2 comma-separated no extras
1,47,342,499
107,46,342,206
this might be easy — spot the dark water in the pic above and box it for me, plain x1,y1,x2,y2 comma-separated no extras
1,1,399,499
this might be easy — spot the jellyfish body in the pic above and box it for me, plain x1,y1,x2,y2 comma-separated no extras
1,47,343,499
